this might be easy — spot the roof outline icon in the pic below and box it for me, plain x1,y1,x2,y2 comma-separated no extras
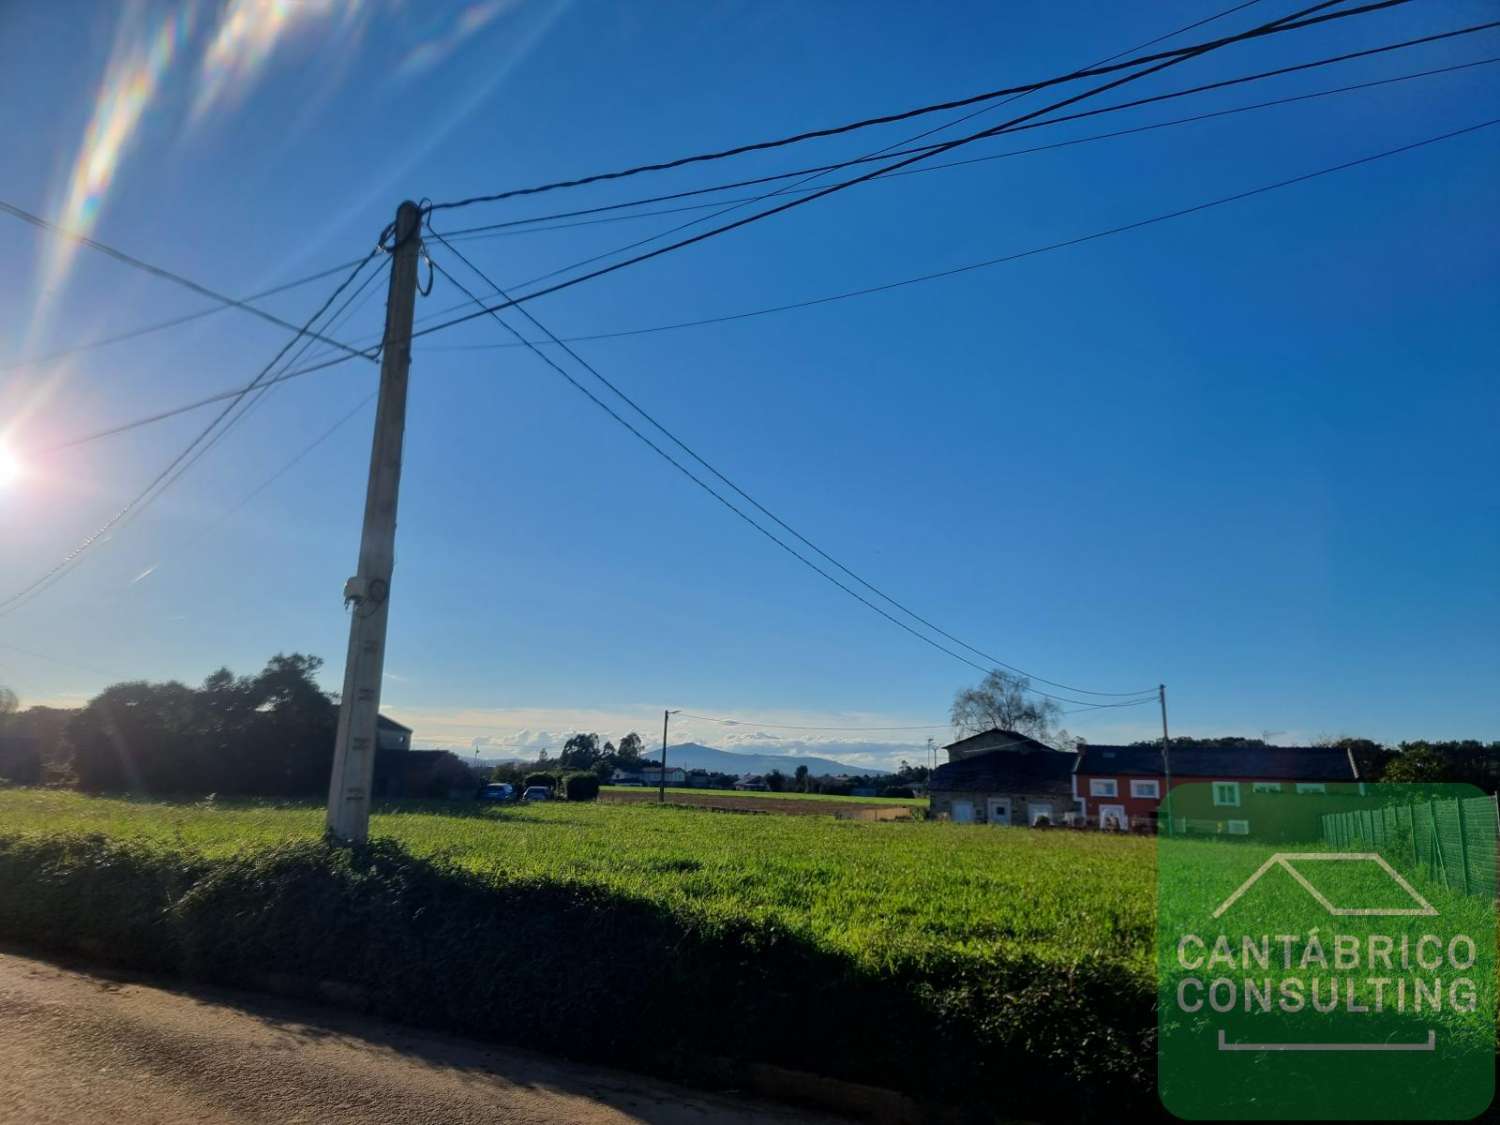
1212,852,1438,919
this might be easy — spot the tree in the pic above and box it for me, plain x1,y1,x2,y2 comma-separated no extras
616,732,644,766
66,654,335,795
950,670,1060,742
765,769,787,792
794,764,809,792
1382,743,1450,784
0,685,17,720
559,733,601,769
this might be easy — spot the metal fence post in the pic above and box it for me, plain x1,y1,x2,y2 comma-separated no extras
1430,800,1449,889
1456,797,1472,894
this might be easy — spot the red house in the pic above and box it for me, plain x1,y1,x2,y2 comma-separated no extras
1072,743,1362,837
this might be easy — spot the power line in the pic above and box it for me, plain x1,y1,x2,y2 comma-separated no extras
492,9,1490,298
0,249,383,618
118,256,390,534
315,19,1499,358
676,703,1157,730
498,0,1295,296
39,350,370,453
407,1,1416,342
438,30,1500,247
0,200,375,363
129,391,377,589
427,221,1155,696
423,234,1147,706
424,0,1382,213
414,117,1496,359
51,112,1499,451
679,713,954,732
0,256,370,373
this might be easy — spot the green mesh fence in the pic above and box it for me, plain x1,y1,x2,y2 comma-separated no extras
1323,794,1499,900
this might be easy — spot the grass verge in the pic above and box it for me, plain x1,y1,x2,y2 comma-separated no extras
0,792,1157,1120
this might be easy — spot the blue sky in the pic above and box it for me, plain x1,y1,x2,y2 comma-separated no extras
1,0,1496,767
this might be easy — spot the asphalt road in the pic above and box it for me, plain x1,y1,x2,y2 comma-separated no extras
0,950,837,1124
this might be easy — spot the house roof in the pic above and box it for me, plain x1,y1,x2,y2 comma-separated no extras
930,748,1077,795
1075,744,1358,781
942,728,1054,753
377,715,412,733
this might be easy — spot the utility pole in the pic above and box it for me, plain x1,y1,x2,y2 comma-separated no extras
1159,683,1172,837
660,708,679,804
325,200,423,842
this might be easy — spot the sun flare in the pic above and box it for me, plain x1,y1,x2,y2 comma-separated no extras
0,444,23,490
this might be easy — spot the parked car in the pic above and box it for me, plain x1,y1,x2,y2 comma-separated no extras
521,785,551,802
479,783,514,802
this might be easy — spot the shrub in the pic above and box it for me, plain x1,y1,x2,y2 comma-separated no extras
562,773,600,802
879,786,915,799
522,772,555,792
0,808,1159,1122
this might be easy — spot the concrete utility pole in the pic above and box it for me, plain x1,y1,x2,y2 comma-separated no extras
659,708,679,804
326,200,423,842
1159,683,1172,836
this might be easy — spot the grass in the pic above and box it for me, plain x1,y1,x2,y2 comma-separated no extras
0,788,1141,969
0,788,1157,1119
599,784,928,806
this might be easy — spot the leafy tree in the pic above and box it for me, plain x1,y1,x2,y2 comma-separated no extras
1382,744,1449,784
0,685,17,719
66,654,335,796
950,670,1060,742
616,732,644,766
559,733,602,770
765,769,787,792
794,764,809,792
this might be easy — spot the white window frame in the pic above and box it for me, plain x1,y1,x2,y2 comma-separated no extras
1295,782,1327,795
1089,778,1118,798
1129,779,1160,799
1252,782,1282,794
1227,819,1250,835
1211,781,1241,807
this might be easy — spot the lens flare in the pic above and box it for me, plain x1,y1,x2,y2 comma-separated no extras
36,5,195,312
0,444,23,490
193,0,358,121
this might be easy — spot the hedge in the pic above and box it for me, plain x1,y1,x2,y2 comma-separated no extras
0,832,1157,1121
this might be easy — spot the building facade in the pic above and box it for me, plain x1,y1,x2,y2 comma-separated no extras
929,728,1076,826
1073,743,1363,839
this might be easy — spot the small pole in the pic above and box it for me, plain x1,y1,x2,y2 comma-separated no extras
1158,684,1172,835
326,200,423,843
660,709,679,803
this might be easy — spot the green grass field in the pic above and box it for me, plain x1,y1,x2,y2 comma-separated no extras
0,787,1160,1118
0,788,1143,970
598,784,928,806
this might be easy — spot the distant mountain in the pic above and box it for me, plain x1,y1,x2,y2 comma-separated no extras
651,742,888,778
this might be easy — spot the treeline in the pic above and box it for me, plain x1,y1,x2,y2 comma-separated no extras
0,655,473,798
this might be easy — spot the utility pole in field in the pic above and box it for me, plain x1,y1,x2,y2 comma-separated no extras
326,200,423,842
1159,683,1172,837
659,708,679,804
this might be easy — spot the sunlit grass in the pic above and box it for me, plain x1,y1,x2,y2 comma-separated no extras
0,788,1150,973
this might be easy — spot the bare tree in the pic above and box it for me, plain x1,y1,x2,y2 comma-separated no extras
949,670,1060,742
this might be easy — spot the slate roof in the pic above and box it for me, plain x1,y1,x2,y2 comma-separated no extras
942,728,1054,753
1075,744,1358,781
930,747,1077,795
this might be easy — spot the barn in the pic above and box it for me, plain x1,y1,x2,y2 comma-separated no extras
928,728,1076,826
